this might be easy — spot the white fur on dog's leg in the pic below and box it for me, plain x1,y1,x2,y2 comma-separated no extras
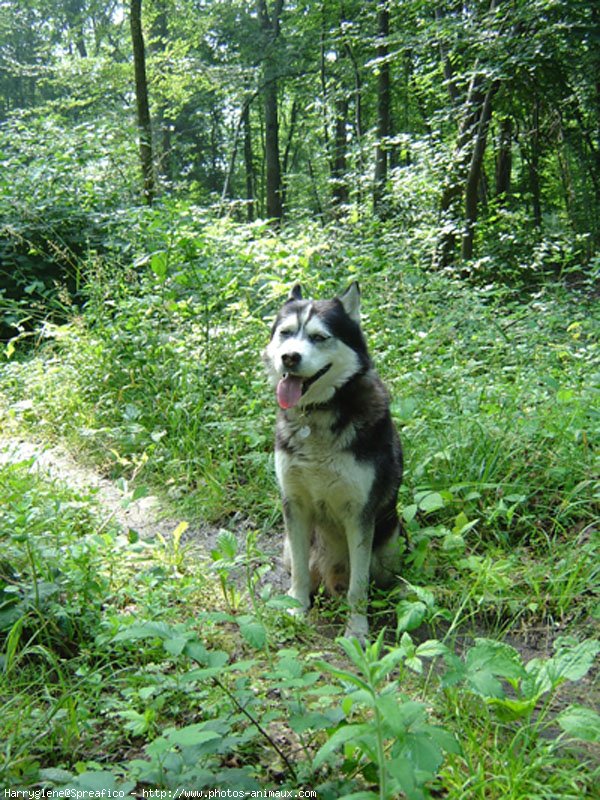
344,523,373,647
282,505,312,619
344,612,369,646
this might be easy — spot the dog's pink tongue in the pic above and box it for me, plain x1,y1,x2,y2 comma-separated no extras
276,375,303,409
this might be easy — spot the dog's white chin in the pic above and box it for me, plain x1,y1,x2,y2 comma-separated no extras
300,354,362,406
298,382,335,407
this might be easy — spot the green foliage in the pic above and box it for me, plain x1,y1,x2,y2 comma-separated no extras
0,113,138,336
315,632,459,800
443,637,600,717
0,455,597,797
0,3,597,792
0,460,118,657
3,212,597,544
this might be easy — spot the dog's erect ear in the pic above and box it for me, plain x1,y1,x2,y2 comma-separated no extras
287,284,303,302
339,281,361,322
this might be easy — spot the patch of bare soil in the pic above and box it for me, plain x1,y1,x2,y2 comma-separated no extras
0,435,289,594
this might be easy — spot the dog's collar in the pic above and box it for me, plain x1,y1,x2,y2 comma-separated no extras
300,363,332,395
292,366,370,414
301,399,335,413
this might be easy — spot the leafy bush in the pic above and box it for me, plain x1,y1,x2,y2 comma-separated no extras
0,113,138,336
0,460,118,658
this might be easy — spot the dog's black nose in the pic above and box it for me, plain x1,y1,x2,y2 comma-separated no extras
282,352,301,370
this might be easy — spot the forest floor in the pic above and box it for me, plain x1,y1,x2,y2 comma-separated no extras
1,431,596,722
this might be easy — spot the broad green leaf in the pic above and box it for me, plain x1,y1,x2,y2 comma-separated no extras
487,696,539,721
238,617,267,650
313,722,373,768
387,757,420,800
396,600,427,633
398,730,444,776
289,710,344,733
206,649,230,668
113,621,175,642
266,594,304,610
74,771,122,790
466,639,526,682
548,638,599,684
417,492,445,513
163,635,190,656
416,640,448,658
406,656,423,674
557,705,600,742
442,532,465,552
425,724,462,755
183,640,209,664
166,725,221,747
463,639,527,699
144,736,169,757
38,768,74,784
411,584,435,607
150,251,168,279
378,699,427,735
403,504,418,523
373,646,410,683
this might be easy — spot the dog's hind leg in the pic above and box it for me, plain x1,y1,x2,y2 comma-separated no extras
371,526,402,587
283,499,313,616
344,522,374,644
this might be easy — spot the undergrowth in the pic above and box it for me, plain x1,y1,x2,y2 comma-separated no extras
0,461,598,797
0,213,599,796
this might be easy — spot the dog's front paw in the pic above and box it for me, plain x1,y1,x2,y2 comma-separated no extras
344,613,369,646
286,592,310,618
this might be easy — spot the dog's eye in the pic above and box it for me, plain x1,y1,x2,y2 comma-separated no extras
309,333,328,343
279,329,295,339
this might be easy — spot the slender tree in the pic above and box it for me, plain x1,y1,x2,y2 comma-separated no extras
243,100,255,221
130,0,155,205
461,80,500,259
373,0,391,215
332,97,349,208
495,117,512,200
257,0,284,222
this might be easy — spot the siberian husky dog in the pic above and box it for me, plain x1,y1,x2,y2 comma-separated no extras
263,282,403,642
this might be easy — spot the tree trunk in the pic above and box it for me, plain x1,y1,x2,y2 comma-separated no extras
281,98,299,209
319,8,330,154
434,71,486,267
373,0,391,216
130,0,155,205
66,0,88,58
434,65,499,267
495,117,512,201
257,0,284,223
152,0,172,184
343,31,363,208
332,97,349,209
529,96,542,228
307,156,324,218
243,101,255,222
462,83,498,259
435,7,459,105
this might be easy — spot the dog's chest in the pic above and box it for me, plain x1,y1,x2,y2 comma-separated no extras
275,413,374,514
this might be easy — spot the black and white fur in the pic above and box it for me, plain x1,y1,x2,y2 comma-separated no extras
264,282,403,642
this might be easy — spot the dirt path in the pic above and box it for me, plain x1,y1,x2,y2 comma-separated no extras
0,435,289,592
0,435,165,538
